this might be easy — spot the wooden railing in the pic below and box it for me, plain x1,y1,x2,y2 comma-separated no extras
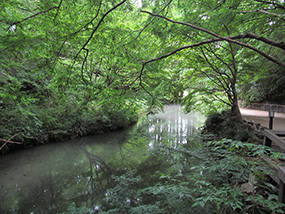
263,129,285,203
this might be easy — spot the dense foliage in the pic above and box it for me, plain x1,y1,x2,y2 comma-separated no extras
0,0,150,152
1,1,285,213
61,137,285,214
202,110,253,141
1,0,285,152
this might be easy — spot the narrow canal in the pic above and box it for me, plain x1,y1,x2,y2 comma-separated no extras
0,105,205,213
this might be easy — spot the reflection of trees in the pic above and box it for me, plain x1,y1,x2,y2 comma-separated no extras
1,106,204,213
117,138,147,168
146,111,200,147
14,164,63,213
3,142,115,213
82,146,111,174
79,134,152,210
82,145,112,194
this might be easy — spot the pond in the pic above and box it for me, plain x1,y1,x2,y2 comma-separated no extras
0,105,205,214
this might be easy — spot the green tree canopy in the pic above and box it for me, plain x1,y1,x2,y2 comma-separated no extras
1,0,284,150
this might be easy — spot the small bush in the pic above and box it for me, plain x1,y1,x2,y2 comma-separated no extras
203,111,253,141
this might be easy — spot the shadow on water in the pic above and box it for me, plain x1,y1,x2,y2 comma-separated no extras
0,105,205,213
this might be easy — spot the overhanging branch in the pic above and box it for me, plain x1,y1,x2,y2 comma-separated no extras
125,0,173,45
53,0,63,21
239,9,284,18
70,0,103,37
141,11,285,67
74,0,127,60
8,6,58,29
253,0,285,10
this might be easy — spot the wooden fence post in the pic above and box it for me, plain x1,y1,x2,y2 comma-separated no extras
278,167,285,203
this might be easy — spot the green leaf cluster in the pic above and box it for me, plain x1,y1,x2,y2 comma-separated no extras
62,136,285,214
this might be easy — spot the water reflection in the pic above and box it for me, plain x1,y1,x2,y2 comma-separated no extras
0,105,204,213
147,105,204,147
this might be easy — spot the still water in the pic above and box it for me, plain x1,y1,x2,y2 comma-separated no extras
0,105,205,213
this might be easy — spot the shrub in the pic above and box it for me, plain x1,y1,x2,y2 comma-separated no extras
202,111,253,141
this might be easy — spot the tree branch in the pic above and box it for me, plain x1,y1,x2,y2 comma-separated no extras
253,0,285,10
53,0,63,21
0,133,22,151
224,25,237,79
125,0,173,45
213,94,232,106
200,47,231,92
139,64,154,102
140,11,285,67
203,45,233,79
123,46,141,61
240,33,285,50
8,6,58,29
199,68,227,93
81,48,89,85
239,9,283,18
142,11,285,51
74,0,127,60
70,0,103,37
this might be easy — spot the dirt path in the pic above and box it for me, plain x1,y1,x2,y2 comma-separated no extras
240,108,285,131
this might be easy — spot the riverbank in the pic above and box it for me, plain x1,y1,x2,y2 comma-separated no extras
0,105,206,213
0,108,139,155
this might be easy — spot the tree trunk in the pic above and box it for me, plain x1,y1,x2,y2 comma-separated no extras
231,92,242,120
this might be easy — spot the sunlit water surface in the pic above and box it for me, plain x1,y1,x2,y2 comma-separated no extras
0,105,205,213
